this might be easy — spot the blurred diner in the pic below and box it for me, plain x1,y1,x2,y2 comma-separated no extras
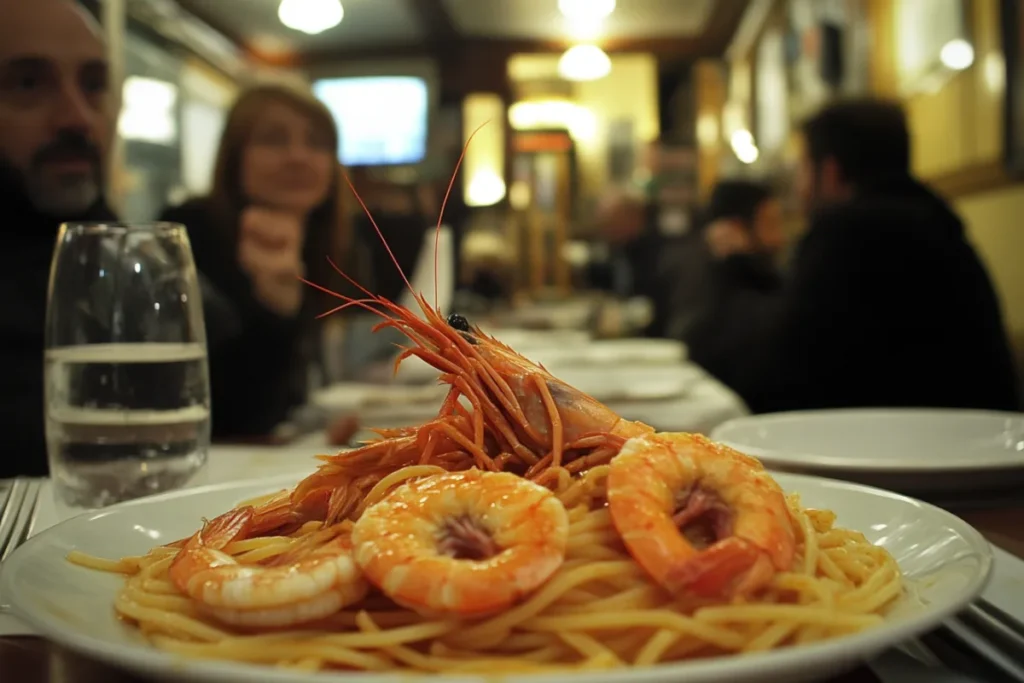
683,179,785,393
159,83,366,442
692,98,1019,414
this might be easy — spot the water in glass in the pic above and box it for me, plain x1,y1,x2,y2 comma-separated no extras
45,342,210,508
45,222,211,512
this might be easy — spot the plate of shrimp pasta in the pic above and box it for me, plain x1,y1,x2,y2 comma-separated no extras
1,294,994,683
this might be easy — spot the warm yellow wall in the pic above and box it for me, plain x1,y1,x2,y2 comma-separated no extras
507,53,660,200
573,54,660,196
873,0,1022,346
901,0,1004,177
956,188,1024,341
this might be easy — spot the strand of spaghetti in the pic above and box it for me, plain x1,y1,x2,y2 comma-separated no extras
352,611,550,673
114,593,228,642
743,621,798,652
773,574,835,607
558,586,665,614
694,604,886,627
634,629,681,666
815,544,854,584
66,550,140,573
149,634,393,670
355,465,447,515
522,610,748,650
430,641,566,663
794,503,819,575
455,561,642,648
559,631,624,666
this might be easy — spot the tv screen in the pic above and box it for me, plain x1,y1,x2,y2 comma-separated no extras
313,76,429,167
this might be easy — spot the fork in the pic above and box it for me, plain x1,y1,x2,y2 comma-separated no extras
916,598,1024,683
0,478,43,564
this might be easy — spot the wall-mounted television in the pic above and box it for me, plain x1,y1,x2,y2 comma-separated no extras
313,76,429,167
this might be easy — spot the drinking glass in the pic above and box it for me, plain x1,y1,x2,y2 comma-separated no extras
44,222,211,513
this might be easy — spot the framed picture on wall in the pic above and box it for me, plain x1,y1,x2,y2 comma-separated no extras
1002,0,1024,173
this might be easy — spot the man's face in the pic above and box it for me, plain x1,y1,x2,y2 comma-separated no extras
794,137,820,218
795,134,848,217
0,0,111,218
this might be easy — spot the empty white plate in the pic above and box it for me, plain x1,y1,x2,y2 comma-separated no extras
0,471,993,683
528,339,687,369
710,408,1024,497
546,363,700,402
311,382,448,414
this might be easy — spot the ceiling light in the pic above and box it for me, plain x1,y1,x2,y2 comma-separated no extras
558,45,612,82
730,128,759,164
940,39,974,71
558,0,615,20
278,0,343,36
735,143,759,164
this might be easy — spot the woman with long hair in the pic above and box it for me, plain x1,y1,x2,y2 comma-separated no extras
160,83,360,439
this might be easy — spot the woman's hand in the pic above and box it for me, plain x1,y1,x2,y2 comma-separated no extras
326,414,360,446
237,207,306,317
704,219,754,258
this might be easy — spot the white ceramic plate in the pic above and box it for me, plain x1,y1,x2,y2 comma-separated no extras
481,328,593,350
527,339,687,369
544,363,700,402
710,408,1024,496
311,383,448,414
1,471,991,683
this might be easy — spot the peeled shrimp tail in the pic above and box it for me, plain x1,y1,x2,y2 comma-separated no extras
169,507,368,628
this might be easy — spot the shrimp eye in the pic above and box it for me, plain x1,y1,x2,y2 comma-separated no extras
446,312,477,345
447,313,471,332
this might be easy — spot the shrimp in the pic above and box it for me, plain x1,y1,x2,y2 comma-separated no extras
168,507,368,628
606,432,796,600
351,469,570,616
168,126,651,545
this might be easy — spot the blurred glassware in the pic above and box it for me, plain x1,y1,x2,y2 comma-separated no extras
44,222,210,515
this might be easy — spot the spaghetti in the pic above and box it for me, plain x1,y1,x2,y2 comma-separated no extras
68,465,903,673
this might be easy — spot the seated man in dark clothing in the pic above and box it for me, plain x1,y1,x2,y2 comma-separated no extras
684,180,785,391
708,98,1019,413
0,0,239,478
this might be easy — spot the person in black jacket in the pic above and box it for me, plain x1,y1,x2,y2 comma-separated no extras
160,84,364,440
717,98,1019,413
684,180,784,391
0,0,115,479
0,0,255,478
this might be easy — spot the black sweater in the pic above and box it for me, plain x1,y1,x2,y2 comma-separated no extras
704,174,1019,413
0,178,120,478
159,199,312,439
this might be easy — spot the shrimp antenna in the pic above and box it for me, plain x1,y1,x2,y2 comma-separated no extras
433,120,490,311
340,172,416,305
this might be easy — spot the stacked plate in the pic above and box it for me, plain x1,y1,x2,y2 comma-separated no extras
711,408,1024,507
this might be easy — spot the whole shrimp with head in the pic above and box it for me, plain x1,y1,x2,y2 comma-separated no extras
219,146,651,532
278,284,652,527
